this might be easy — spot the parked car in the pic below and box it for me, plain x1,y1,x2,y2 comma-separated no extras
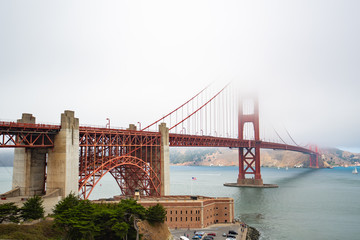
195,231,205,236
180,237,190,240
227,234,236,238
204,236,214,240
192,236,201,240
207,232,216,236
228,230,238,235
222,233,227,237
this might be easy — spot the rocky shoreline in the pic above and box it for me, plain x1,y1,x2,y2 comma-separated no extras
246,226,260,240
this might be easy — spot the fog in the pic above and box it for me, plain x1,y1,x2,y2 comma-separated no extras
1,1,359,151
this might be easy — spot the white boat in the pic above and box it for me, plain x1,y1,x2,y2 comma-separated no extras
286,167,288,171
352,167,358,174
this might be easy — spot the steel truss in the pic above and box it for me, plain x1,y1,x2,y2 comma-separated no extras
0,121,59,147
78,128,162,199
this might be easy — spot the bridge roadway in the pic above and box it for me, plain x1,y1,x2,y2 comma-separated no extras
0,121,315,156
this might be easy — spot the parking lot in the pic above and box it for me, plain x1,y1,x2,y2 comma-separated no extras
170,223,246,240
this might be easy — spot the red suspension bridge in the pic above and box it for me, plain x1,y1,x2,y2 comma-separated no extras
0,83,319,199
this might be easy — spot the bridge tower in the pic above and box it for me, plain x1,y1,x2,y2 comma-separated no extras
237,96,263,186
309,145,319,168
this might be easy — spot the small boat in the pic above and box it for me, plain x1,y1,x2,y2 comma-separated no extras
286,167,288,171
352,167,358,174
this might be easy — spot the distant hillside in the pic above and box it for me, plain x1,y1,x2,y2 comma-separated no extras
0,151,14,167
320,148,360,166
170,148,218,165
170,147,359,168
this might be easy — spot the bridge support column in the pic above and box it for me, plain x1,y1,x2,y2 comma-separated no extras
237,145,263,186
159,123,170,195
225,96,277,188
309,154,319,168
12,114,47,196
309,145,319,168
47,111,79,198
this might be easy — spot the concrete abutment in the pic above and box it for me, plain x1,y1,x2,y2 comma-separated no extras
9,111,79,199
12,114,46,196
47,110,79,198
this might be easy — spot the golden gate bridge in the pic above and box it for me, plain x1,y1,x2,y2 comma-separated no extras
0,83,319,199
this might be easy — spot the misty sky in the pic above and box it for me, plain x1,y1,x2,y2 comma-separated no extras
1,1,359,152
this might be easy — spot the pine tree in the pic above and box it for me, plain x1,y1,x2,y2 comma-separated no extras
21,195,44,221
146,203,166,224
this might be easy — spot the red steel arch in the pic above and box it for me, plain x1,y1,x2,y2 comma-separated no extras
79,155,161,200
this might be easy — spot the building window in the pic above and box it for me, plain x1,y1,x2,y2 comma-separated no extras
176,210,177,214
186,217,188,221
181,217,182,221
170,211,172,214
176,217,177,221
186,210,188,214
191,210,193,214
191,217,192,221
225,207,227,209
170,217,172,222
225,213,227,216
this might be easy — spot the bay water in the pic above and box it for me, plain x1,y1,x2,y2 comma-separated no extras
1,166,359,239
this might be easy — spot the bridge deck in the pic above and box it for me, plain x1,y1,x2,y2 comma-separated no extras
0,121,316,155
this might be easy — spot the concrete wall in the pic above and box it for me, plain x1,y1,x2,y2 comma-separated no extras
159,123,170,195
47,111,79,198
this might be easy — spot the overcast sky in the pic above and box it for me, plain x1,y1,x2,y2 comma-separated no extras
1,0,359,152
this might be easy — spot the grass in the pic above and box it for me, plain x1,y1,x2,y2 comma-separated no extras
0,220,64,240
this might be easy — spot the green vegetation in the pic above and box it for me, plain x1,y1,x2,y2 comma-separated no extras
53,195,166,239
0,194,167,240
0,220,64,240
146,203,166,224
53,194,165,240
0,196,45,224
21,195,45,221
0,202,20,223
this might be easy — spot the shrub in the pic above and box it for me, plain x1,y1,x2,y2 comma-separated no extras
21,195,44,221
146,203,166,224
54,199,96,240
53,192,79,215
93,206,129,240
0,202,20,223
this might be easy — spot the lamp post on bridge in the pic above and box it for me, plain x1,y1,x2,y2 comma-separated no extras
106,118,110,129
180,127,186,134
137,122,141,131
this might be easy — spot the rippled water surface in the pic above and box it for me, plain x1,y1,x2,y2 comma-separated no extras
1,166,360,239
169,166,360,240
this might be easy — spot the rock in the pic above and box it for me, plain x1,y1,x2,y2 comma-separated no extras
137,220,172,240
246,226,260,240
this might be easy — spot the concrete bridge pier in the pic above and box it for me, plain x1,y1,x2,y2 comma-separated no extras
47,111,79,198
159,122,170,196
11,114,47,196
